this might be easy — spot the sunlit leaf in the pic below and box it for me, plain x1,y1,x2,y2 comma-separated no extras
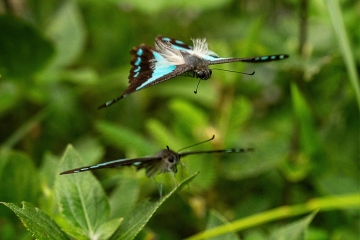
55,145,110,239
46,1,86,68
1,201,69,240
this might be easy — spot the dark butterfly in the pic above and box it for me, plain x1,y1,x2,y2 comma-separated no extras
60,136,253,177
98,36,289,109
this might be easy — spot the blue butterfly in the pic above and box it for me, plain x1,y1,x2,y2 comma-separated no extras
60,136,253,177
98,36,289,109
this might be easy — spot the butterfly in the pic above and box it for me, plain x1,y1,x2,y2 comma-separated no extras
60,136,254,177
98,36,289,109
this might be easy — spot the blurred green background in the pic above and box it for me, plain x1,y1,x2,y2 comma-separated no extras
0,0,359,239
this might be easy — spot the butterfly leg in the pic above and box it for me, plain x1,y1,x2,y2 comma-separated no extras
170,172,178,188
152,176,163,199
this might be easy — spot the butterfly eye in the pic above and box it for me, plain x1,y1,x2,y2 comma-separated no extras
196,71,206,79
168,155,174,163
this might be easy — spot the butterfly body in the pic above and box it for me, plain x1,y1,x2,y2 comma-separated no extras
136,149,180,177
60,146,253,178
98,36,289,109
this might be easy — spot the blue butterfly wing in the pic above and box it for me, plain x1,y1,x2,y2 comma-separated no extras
127,45,192,92
98,39,192,109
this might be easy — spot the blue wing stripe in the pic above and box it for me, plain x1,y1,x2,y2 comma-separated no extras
134,66,140,72
169,45,191,51
203,56,226,61
80,158,133,170
135,57,141,66
136,66,176,90
175,40,185,45
135,51,177,90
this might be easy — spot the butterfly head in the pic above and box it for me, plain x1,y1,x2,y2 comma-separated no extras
195,68,212,80
159,148,181,173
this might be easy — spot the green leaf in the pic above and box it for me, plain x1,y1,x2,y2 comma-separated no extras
291,83,320,156
206,210,240,240
55,145,110,239
0,15,54,79
109,174,140,219
226,97,253,141
268,212,317,240
1,201,69,240
95,120,158,155
186,193,360,240
0,150,40,206
326,1,360,108
169,99,209,135
73,136,106,167
109,171,199,240
146,118,180,149
96,218,123,240
118,0,231,14
46,1,85,68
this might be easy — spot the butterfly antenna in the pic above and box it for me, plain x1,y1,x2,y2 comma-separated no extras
212,68,255,75
194,78,201,94
177,135,215,152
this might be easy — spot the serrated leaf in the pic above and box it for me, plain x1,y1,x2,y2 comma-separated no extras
268,212,317,240
109,171,199,240
206,210,240,240
55,145,110,239
0,15,54,79
1,201,69,240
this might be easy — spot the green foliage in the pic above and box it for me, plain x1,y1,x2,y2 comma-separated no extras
1,0,359,239
0,15,54,80
2,146,199,240
1,202,70,240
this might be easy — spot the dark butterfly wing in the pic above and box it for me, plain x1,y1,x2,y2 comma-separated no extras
158,36,289,64
178,148,254,158
126,44,192,92
59,156,162,175
208,54,289,65
98,39,193,109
